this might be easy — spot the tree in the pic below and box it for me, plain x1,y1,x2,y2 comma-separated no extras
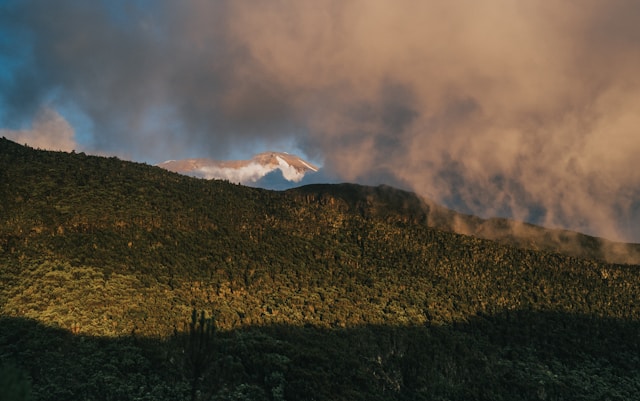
182,309,217,401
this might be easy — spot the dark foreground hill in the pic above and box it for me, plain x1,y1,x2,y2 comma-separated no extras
1,137,639,400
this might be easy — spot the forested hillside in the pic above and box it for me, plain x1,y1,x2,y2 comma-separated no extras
1,137,639,400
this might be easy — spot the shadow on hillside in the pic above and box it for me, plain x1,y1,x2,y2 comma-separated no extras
1,310,639,401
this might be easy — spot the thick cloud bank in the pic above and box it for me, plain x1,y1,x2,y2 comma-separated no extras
1,0,639,241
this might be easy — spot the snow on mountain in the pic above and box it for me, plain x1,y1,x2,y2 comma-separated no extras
157,152,319,187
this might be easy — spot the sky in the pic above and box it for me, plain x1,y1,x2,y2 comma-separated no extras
1,0,639,243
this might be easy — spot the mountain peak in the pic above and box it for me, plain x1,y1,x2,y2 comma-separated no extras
157,151,318,185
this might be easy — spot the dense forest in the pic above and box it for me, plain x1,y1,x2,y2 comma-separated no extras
1,137,639,400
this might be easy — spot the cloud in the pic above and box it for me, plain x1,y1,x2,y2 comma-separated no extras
193,160,306,184
2,0,640,242
196,163,278,183
1,108,77,152
226,0,640,241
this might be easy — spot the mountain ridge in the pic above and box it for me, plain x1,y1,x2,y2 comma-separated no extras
2,136,639,265
287,183,640,265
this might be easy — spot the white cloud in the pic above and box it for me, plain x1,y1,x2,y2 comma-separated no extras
196,162,278,183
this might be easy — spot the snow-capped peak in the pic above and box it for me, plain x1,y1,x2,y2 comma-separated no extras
157,151,319,186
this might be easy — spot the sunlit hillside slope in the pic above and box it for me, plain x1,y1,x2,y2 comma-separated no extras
1,137,639,400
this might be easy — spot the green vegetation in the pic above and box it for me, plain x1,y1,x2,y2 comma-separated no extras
1,137,639,400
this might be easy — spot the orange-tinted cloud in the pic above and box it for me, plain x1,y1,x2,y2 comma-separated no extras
222,0,640,241
1,108,77,152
